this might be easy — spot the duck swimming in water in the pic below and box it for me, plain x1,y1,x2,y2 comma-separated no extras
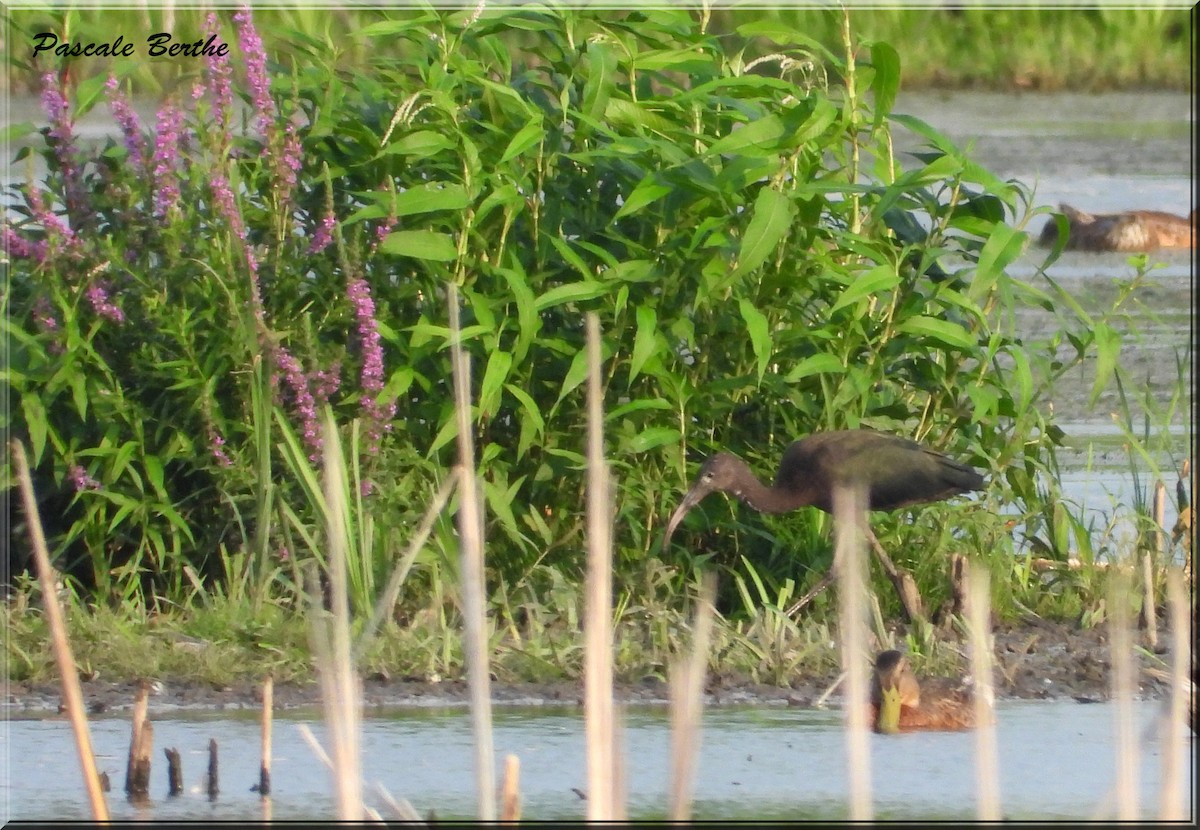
1039,204,1195,252
869,650,977,733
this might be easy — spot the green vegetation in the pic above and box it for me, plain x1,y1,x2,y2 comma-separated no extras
3,7,1189,689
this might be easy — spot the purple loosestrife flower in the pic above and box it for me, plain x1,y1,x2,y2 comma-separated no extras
308,210,336,254
32,295,59,333
210,173,265,319
313,363,342,400
85,282,125,324
233,7,274,134
347,275,396,453
40,73,88,221
151,102,185,220
105,76,146,166
28,188,78,259
204,13,234,134
275,345,322,459
68,465,101,492
3,224,47,263
208,430,234,467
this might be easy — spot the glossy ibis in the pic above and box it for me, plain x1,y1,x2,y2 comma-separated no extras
869,649,977,733
1039,204,1195,252
661,429,986,621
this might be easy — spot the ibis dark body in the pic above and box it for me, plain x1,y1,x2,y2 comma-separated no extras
663,429,985,549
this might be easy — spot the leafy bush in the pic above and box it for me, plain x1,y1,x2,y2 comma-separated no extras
4,7,1101,624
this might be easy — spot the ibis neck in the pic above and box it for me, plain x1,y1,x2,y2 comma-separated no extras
736,476,813,514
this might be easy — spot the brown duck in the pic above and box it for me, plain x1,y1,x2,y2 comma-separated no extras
1039,204,1195,252
869,650,976,733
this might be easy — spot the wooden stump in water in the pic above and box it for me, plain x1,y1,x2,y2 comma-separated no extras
124,680,151,796
206,738,220,799
126,720,154,799
164,748,183,796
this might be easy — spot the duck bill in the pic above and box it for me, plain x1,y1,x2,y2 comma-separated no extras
877,685,903,734
662,486,708,551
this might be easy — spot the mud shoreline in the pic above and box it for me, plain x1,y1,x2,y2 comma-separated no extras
7,617,1184,718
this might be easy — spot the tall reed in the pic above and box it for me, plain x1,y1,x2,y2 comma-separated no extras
668,573,717,821
966,559,1000,820
448,284,496,821
10,440,110,821
583,312,622,820
833,483,871,821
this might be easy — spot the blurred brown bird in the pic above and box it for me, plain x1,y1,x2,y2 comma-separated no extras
1039,204,1195,252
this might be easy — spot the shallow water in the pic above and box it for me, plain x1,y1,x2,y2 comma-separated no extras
2,701,1193,821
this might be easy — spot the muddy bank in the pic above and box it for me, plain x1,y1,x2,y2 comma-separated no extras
6,618,1181,717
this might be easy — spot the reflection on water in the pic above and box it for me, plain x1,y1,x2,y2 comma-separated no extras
3,701,1193,821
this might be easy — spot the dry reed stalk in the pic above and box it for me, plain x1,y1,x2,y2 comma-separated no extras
668,573,717,821
357,468,459,656
125,680,150,794
1109,569,1138,821
1158,568,1188,820
500,754,521,821
373,781,426,823
448,284,496,821
11,441,111,822
307,415,364,820
833,483,871,822
259,676,273,797
965,559,1000,820
583,312,619,820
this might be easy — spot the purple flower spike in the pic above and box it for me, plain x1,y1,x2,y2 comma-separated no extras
233,7,274,134
347,275,395,453
85,282,125,324
209,430,234,467
105,76,146,165
275,345,322,459
308,210,336,254
68,465,101,492
151,103,185,220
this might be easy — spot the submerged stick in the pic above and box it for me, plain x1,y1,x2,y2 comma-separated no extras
834,483,871,822
164,748,183,796
206,738,220,799
259,676,273,796
12,440,110,822
966,559,1000,820
125,680,150,795
449,284,496,821
668,573,717,822
500,754,521,822
127,719,154,799
583,313,619,821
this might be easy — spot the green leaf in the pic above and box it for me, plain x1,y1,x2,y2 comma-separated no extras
738,299,772,383
614,175,673,220
379,230,458,261
626,427,682,454
554,348,590,408
868,42,901,132
478,350,512,418
378,130,454,159
499,114,544,164
783,353,845,383
629,305,658,383
1089,323,1121,407
971,223,1027,305
830,264,900,314
534,281,608,312
708,114,786,157
389,182,471,217
732,187,795,278
895,316,975,350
